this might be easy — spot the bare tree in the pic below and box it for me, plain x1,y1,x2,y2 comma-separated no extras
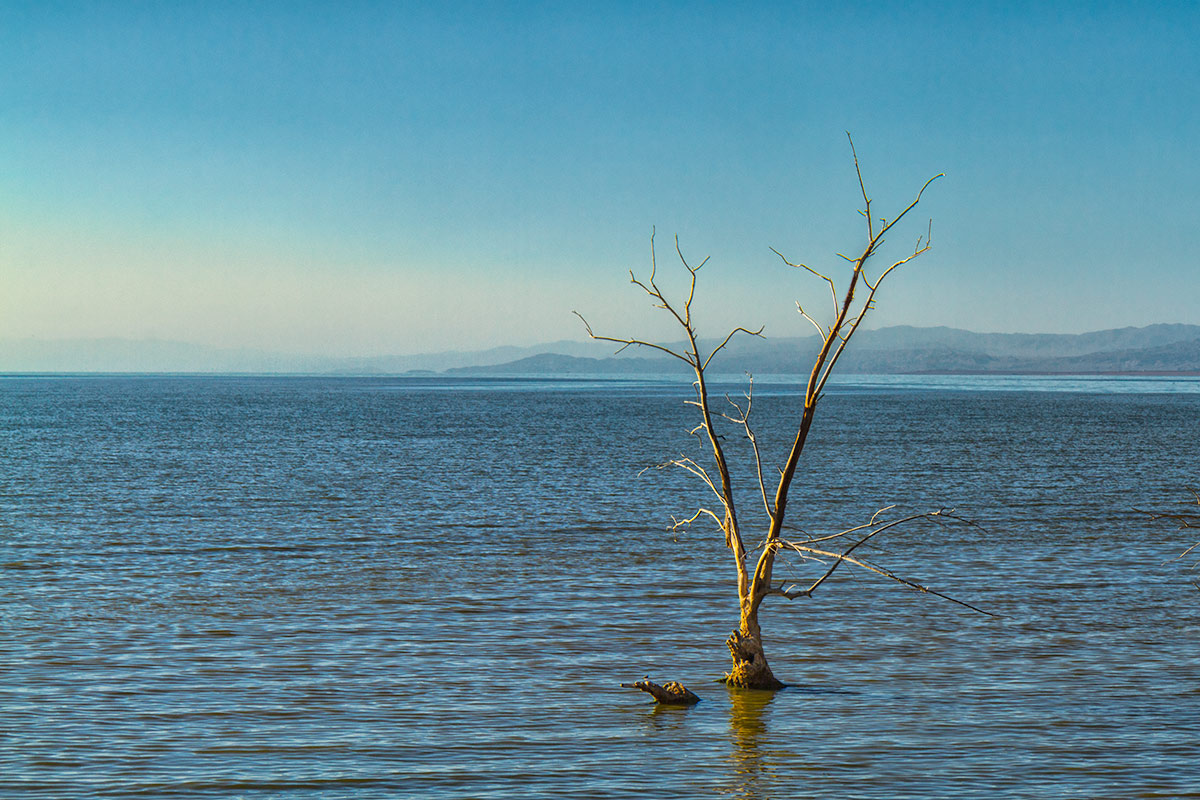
578,136,987,689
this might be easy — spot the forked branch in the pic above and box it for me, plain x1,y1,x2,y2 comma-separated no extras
763,508,994,617
751,137,943,609
721,378,772,520
576,231,762,594
703,326,765,371
572,310,694,365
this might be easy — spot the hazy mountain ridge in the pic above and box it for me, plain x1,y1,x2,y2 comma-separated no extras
450,324,1200,376
0,337,610,374
4,324,1200,374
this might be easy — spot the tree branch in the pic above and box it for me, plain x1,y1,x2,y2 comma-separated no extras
724,378,772,520
572,311,695,365
773,247,839,317
770,516,994,617
578,231,757,596
702,326,765,371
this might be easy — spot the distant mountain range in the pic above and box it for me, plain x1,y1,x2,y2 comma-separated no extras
4,324,1200,375
0,337,603,374
445,323,1200,376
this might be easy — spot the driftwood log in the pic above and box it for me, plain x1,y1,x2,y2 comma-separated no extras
621,679,701,705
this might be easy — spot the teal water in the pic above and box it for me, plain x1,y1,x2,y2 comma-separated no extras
2,375,1198,798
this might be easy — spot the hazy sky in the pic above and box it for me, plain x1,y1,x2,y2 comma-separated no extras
3,1,1198,356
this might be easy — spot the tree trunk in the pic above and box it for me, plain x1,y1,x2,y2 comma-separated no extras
724,606,785,689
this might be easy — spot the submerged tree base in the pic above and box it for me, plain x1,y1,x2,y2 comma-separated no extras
620,679,701,705
724,630,786,690
722,671,786,690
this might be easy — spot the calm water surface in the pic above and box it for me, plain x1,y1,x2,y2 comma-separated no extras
2,375,1199,798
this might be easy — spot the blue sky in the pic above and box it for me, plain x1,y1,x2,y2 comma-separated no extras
3,1,1198,356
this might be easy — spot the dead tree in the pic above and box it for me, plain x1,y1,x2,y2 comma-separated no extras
578,136,987,689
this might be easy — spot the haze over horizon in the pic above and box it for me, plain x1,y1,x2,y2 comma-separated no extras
7,320,1200,361
4,2,1199,360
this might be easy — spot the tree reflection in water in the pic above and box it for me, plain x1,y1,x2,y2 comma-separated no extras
628,685,788,798
725,687,780,799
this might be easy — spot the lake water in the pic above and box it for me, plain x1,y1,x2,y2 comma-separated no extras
2,375,1199,798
